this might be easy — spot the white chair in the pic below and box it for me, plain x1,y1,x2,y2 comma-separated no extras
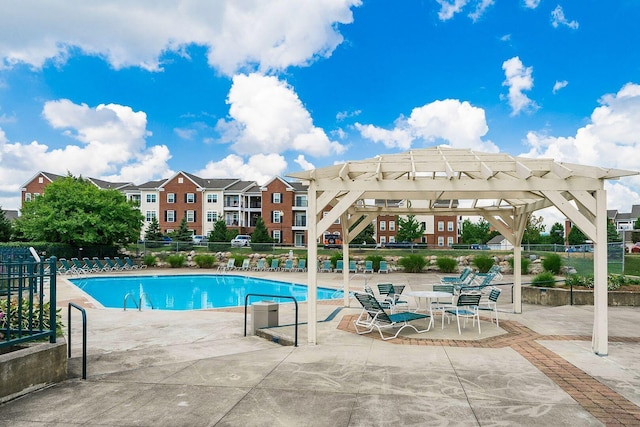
477,287,501,327
442,292,482,335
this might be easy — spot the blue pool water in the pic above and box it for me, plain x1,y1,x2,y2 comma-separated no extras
69,274,338,310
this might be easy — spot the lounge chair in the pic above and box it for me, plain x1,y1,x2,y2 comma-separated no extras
335,260,344,273
103,257,122,271
348,260,357,273
267,259,280,271
319,260,332,272
476,287,501,326
294,259,307,272
378,261,389,274
93,257,117,272
459,272,498,293
239,258,251,271
60,258,84,275
441,292,482,335
282,259,293,272
353,292,432,340
124,256,146,269
362,260,374,274
440,266,472,284
72,257,94,273
113,257,131,270
221,258,236,272
253,259,266,271
376,283,409,312
83,257,106,272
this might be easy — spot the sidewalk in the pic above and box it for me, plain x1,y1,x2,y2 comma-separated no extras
1,270,640,425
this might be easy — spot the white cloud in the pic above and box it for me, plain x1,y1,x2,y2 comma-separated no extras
551,5,579,29
356,99,499,152
501,56,537,116
195,153,287,185
524,0,541,9
552,80,568,94
0,1,362,75
217,73,345,157
0,100,173,209
336,110,361,121
469,0,495,22
436,0,469,21
294,154,315,171
523,82,640,206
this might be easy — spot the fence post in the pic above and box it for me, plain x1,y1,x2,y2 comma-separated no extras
49,257,57,343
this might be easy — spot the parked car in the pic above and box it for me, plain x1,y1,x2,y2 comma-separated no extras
384,241,416,249
231,235,251,247
630,243,640,253
192,235,208,245
323,233,342,249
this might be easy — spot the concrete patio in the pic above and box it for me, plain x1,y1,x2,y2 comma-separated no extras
2,269,640,426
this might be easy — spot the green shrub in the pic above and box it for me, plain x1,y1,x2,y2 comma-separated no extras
564,273,585,287
250,243,273,252
329,252,345,269
233,256,245,268
365,254,384,272
167,254,185,268
472,255,494,273
207,242,230,252
194,254,215,268
508,257,531,274
542,253,562,274
143,255,157,267
436,257,458,273
398,254,427,273
531,271,557,287
0,300,63,339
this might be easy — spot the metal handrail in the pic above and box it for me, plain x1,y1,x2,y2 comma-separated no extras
244,293,298,347
123,293,138,311
68,303,87,380
139,292,154,310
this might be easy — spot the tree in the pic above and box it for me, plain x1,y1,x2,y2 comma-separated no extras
0,207,12,242
209,220,228,243
607,222,621,242
460,218,491,244
144,217,163,247
548,222,565,245
16,175,142,247
631,217,640,243
251,217,273,243
522,214,545,246
567,225,586,245
173,217,193,242
396,215,424,242
349,216,376,245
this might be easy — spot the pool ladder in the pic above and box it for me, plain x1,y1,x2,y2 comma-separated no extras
124,292,155,311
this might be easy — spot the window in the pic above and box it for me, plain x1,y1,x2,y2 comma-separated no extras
379,221,386,231
438,221,444,231
273,230,281,243
447,236,454,247
295,195,307,207
207,194,217,203
166,210,175,222
38,177,43,184
24,193,31,201
448,221,454,232
389,236,396,243
206,211,218,222
389,221,395,231
186,193,195,203
178,177,183,184
33,193,40,198
294,212,306,227
146,194,157,203
186,210,195,222
438,236,445,246
167,193,175,203
145,211,157,222
272,193,282,203
379,236,386,244
273,210,283,223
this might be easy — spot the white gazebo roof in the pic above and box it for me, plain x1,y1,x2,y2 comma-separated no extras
288,147,639,355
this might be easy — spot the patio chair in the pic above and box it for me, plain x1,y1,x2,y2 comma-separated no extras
253,259,267,271
353,292,432,340
378,261,389,274
72,257,94,273
294,259,307,272
113,257,131,270
93,257,118,271
239,258,251,271
59,258,84,275
459,272,497,293
362,260,374,274
319,260,332,272
335,260,344,273
440,266,472,284
348,260,357,273
267,259,280,271
124,256,147,269
83,257,105,272
375,283,408,312
430,284,455,310
218,258,236,272
441,292,482,335
476,286,502,327
103,257,122,271
282,259,293,272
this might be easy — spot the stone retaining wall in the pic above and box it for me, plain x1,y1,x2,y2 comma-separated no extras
522,286,640,306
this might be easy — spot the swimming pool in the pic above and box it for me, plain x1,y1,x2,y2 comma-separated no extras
69,274,338,310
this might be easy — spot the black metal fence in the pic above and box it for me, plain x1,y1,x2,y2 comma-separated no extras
0,256,57,349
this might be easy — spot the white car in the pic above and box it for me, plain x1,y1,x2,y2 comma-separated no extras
231,235,251,247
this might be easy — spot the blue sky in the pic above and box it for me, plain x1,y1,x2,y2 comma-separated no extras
1,1,639,227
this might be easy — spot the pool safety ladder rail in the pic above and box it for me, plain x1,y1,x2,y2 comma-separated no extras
68,303,87,380
244,293,298,347
123,292,155,311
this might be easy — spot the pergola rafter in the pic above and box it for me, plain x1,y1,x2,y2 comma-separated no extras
288,147,638,355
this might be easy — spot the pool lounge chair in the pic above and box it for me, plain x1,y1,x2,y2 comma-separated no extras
294,259,307,272
353,292,432,340
103,257,122,271
348,260,357,273
440,266,472,284
93,257,117,272
239,258,251,271
319,260,332,273
113,257,132,270
335,260,344,273
59,258,85,275
218,258,236,272
253,259,267,271
378,261,390,274
72,257,95,273
124,256,147,269
362,260,374,274
83,257,106,272
267,259,280,271
282,259,294,272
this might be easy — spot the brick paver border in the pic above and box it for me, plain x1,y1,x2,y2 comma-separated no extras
338,314,640,426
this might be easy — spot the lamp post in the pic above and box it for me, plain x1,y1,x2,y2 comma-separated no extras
278,210,284,246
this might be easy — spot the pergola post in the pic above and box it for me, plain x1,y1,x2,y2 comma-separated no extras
592,189,608,355
341,214,350,306
307,181,318,345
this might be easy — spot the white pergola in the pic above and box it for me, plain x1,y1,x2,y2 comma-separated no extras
288,147,638,355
